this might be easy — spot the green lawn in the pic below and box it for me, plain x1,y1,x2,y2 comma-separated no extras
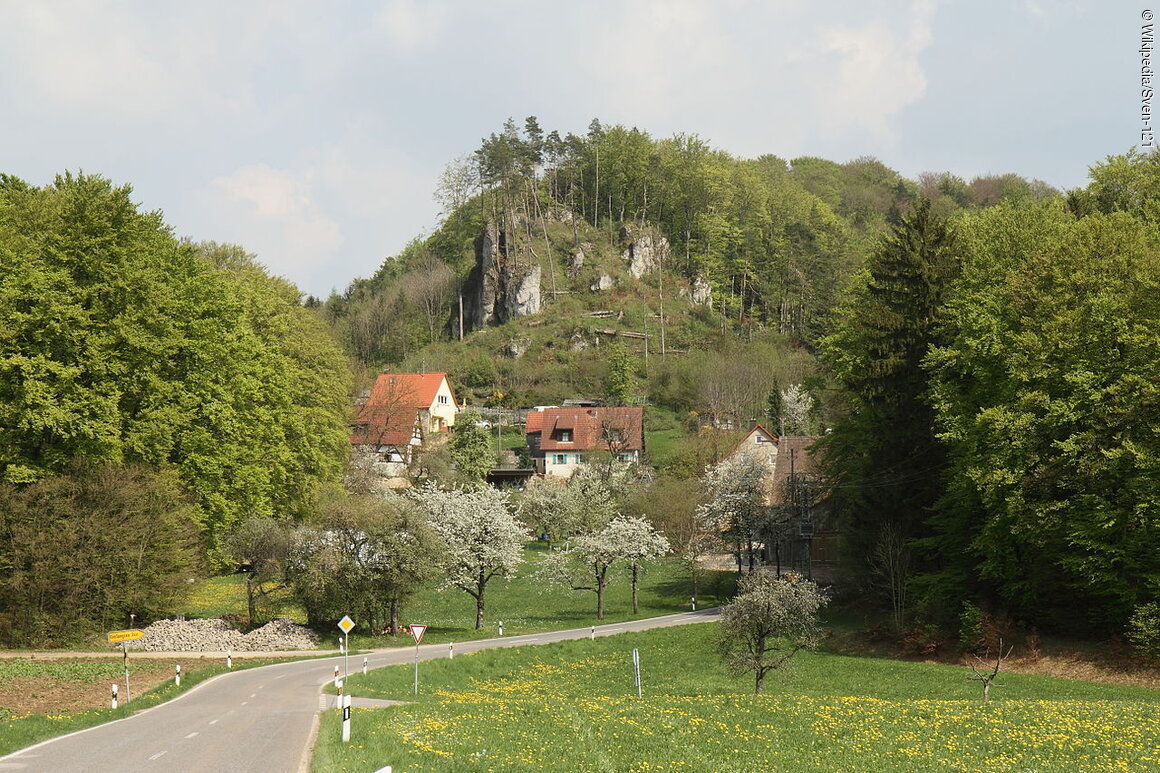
313,624,1160,772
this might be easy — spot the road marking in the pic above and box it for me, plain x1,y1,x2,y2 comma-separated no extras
185,732,199,739
273,674,286,680
250,693,257,698
148,751,168,761
241,701,248,706
208,719,219,725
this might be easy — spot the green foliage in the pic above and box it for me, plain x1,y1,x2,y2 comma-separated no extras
819,199,958,587
0,463,201,646
1126,603,1160,662
0,176,351,556
602,338,636,405
446,410,494,483
926,204,1160,629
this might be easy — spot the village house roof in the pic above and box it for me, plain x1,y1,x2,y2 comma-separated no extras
526,406,645,452
350,372,455,447
363,372,457,411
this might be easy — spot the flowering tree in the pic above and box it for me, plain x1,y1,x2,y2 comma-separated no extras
605,516,670,614
410,483,528,628
698,452,771,572
718,571,828,694
537,515,668,619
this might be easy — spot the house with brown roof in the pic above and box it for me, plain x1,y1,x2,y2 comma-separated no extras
727,426,836,577
525,406,645,477
349,372,459,478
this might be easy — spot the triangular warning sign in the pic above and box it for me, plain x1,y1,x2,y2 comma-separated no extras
409,624,428,644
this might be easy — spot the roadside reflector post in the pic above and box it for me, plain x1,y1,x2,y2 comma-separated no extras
111,683,118,709
591,626,596,640
226,649,232,670
692,596,696,611
448,642,454,659
336,678,343,712
175,664,181,686
341,693,352,742
498,620,503,637
334,665,340,685
363,656,368,676
632,648,642,698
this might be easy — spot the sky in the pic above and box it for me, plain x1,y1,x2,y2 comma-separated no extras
0,1,1141,298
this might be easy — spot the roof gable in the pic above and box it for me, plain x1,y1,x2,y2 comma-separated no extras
529,406,645,452
365,372,455,411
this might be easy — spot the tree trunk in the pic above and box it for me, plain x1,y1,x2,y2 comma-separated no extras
596,567,607,620
475,569,487,629
631,563,640,615
755,670,764,695
245,574,256,627
389,596,400,635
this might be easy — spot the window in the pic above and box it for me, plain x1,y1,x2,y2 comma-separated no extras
755,435,768,443
557,429,572,442
438,395,449,405
553,454,567,465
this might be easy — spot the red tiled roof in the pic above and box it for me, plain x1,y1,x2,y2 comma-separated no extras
528,407,645,452
364,372,455,411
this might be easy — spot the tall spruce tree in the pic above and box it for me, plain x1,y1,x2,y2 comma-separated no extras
819,199,958,598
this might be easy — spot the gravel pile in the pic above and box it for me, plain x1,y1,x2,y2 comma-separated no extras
126,618,318,652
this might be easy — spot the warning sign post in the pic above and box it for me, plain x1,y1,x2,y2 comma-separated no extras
409,624,427,694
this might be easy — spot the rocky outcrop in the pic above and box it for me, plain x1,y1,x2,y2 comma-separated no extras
461,218,542,332
590,274,614,292
619,224,670,279
691,276,712,306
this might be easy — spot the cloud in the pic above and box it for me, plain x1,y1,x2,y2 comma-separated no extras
199,164,343,286
374,0,451,53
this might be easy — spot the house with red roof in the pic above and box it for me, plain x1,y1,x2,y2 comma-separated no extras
349,372,459,477
525,406,645,477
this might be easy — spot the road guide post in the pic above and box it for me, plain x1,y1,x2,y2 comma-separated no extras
632,648,642,698
111,683,118,709
341,693,352,742
409,624,427,695
175,664,181,686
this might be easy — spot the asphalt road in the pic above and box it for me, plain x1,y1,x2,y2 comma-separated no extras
0,608,719,773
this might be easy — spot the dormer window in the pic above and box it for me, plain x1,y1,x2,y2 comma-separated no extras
557,429,573,442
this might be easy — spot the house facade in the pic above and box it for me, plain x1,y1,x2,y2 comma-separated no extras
349,372,459,478
727,427,836,578
525,406,645,477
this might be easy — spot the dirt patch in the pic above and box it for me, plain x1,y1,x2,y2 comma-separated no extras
0,658,222,716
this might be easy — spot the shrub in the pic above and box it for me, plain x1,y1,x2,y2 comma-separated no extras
1126,602,1160,662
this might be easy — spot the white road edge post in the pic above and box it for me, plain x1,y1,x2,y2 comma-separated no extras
591,626,595,640
111,683,118,709
226,649,232,670
341,693,352,742
335,678,343,713
363,656,368,676
175,664,181,686
448,642,454,659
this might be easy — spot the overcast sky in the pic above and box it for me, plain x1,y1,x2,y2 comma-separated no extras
0,1,1140,298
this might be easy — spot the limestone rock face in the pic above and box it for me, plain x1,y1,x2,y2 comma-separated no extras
506,338,532,358
590,274,614,292
619,224,670,279
691,276,712,306
462,218,542,332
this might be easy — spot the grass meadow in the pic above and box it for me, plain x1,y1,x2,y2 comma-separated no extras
183,545,735,649
313,623,1160,772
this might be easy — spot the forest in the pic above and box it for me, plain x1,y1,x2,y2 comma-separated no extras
1,121,1157,651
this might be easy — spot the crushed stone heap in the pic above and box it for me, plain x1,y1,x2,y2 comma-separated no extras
126,618,319,652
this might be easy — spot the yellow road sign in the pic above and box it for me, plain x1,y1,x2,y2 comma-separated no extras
107,629,145,643
338,615,355,634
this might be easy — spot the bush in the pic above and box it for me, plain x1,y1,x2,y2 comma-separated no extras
1126,602,1160,662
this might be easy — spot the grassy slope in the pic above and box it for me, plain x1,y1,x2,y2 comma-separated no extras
313,624,1160,772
